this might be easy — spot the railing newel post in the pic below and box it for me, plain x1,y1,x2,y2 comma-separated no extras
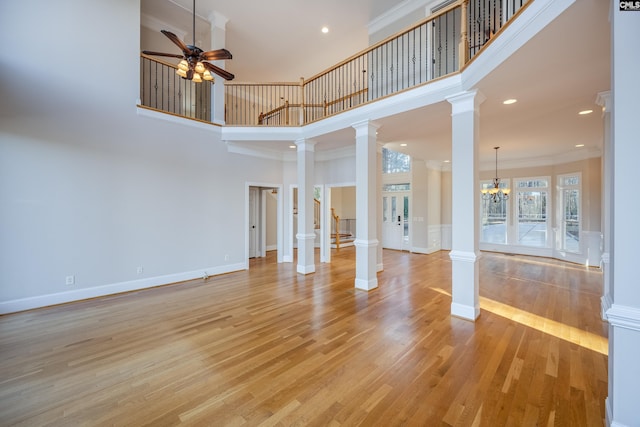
459,0,469,69
300,77,305,125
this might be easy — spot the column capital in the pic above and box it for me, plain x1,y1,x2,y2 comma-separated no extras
596,91,611,114
207,11,229,29
352,119,381,136
295,138,316,152
446,90,486,115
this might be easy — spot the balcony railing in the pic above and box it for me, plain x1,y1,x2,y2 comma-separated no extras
140,54,214,122
141,0,530,126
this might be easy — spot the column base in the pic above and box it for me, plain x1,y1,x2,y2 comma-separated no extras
355,277,378,291
451,302,480,321
297,264,315,275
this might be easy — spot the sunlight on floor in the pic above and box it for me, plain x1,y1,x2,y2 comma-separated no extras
432,288,608,355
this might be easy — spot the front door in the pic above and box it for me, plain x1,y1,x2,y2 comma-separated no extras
382,192,410,250
249,187,259,258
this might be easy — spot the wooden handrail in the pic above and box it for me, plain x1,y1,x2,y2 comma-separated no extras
304,0,464,84
141,53,179,69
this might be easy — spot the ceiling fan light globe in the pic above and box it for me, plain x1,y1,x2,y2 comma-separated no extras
195,62,206,74
192,72,202,83
203,70,214,81
176,68,188,78
178,60,189,71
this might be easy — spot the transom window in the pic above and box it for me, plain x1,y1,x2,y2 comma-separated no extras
382,148,411,174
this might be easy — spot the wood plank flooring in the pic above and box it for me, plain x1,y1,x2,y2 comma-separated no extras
0,249,607,426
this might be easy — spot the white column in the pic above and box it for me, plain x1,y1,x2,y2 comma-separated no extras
353,120,380,290
606,5,640,427
295,138,316,275
446,90,484,321
208,11,228,125
377,142,384,272
596,90,612,320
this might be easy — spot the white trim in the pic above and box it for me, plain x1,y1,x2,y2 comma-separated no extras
0,263,245,315
297,264,316,275
140,13,187,40
449,250,480,263
296,233,317,241
354,239,380,247
136,106,222,132
606,304,640,332
481,243,553,258
368,0,431,35
451,302,480,320
266,245,277,251
411,246,440,255
605,397,630,427
601,293,613,321
282,255,293,263
355,277,379,291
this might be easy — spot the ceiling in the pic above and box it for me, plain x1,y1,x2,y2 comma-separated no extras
141,0,610,169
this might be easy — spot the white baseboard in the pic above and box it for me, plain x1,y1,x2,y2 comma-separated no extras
266,245,277,251
411,246,440,255
451,302,480,321
0,262,246,315
606,397,630,427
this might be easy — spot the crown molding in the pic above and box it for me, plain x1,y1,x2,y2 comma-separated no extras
368,0,431,35
479,147,601,171
140,13,187,40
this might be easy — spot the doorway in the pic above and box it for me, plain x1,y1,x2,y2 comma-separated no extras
382,192,410,251
247,184,282,265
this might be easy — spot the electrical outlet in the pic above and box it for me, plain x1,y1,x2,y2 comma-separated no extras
224,254,229,261
137,266,144,275
66,275,75,285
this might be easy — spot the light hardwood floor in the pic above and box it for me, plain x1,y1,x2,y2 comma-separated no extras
0,249,607,426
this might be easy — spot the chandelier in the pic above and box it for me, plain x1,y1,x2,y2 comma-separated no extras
481,146,510,203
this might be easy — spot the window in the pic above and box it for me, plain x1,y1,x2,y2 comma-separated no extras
515,178,549,247
480,180,509,244
382,148,410,173
558,174,580,253
382,183,411,192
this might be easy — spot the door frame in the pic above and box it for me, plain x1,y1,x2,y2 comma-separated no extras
245,182,283,268
382,191,411,251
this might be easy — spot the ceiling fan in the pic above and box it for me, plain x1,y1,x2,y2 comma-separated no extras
142,0,234,82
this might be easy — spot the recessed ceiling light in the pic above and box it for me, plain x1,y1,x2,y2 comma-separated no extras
400,143,407,147
289,145,296,149
579,109,593,115
575,144,585,148
321,26,329,34
444,160,451,163
503,99,517,105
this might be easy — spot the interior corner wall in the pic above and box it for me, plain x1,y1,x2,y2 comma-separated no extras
0,0,283,313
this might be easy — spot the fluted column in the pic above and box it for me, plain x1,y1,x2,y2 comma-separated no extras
446,90,484,321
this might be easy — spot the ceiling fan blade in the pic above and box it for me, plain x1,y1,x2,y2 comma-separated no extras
200,48,232,61
161,30,192,55
142,50,184,59
203,62,235,81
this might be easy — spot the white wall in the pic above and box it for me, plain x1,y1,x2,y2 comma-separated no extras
0,0,282,312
